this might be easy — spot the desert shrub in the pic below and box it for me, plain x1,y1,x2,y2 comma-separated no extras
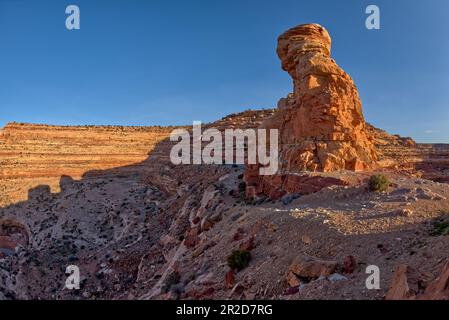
161,271,180,293
227,249,251,271
431,213,449,236
238,182,248,201
368,174,389,192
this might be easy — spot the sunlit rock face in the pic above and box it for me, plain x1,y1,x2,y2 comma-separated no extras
275,23,378,172
245,23,378,199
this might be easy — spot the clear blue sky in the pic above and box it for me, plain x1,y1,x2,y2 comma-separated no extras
0,0,448,143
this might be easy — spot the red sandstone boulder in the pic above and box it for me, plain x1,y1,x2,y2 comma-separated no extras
420,260,449,300
386,265,422,300
386,261,449,300
288,256,338,281
239,236,255,251
343,255,357,274
225,270,235,289
184,228,200,249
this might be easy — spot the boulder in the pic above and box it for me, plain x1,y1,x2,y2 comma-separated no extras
386,265,422,300
343,255,357,274
386,261,449,300
225,270,235,289
286,271,302,287
239,237,255,251
420,260,449,300
288,256,338,281
184,228,200,249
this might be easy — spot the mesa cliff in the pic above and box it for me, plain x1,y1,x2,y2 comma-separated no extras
0,111,274,206
0,122,175,180
0,123,175,205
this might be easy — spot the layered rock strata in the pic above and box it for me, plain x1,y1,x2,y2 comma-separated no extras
245,23,377,199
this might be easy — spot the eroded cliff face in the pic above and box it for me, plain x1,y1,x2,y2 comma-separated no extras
272,24,377,172
244,24,378,199
0,122,176,179
367,124,449,183
0,110,448,300
0,110,279,299
0,123,175,205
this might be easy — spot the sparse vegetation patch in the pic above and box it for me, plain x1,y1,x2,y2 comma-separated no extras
368,174,389,192
227,249,251,271
431,212,449,236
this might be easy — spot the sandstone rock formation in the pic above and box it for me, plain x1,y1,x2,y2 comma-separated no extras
0,122,176,180
245,24,377,199
385,265,423,300
287,256,338,283
0,123,176,205
420,260,449,300
1,109,449,300
367,124,449,183
386,260,449,300
271,23,377,172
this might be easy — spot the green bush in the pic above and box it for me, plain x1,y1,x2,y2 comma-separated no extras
368,174,389,192
431,213,449,236
161,271,180,293
227,249,251,271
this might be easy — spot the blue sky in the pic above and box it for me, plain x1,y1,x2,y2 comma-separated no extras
0,0,448,143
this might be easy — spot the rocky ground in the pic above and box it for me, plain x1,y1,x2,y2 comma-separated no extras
1,110,449,300
133,171,449,300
